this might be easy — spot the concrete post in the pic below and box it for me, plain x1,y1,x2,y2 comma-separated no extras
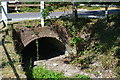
40,1,44,27
1,1,8,27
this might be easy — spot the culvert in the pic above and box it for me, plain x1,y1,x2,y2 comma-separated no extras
38,37,65,60
19,37,65,71
12,25,69,71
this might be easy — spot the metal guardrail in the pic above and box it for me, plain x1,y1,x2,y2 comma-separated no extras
79,4,120,7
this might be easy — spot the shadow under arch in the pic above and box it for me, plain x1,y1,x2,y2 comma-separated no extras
38,37,66,60
20,37,66,71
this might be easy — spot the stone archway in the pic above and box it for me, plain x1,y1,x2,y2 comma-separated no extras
12,26,67,71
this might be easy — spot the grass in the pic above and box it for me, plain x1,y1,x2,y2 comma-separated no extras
20,7,40,12
32,65,65,78
0,31,25,78
77,6,120,10
27,65,90,79
73,74,90,79
77,6,100,10
50,13,120,78
1,10,120,78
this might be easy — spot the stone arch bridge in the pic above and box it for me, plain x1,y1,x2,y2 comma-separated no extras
11,19,72,62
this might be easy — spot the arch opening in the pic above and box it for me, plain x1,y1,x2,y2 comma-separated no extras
38,37,65,60
20,37,65,71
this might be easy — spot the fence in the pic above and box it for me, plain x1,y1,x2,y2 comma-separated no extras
1,2,120,27
0,1,45,27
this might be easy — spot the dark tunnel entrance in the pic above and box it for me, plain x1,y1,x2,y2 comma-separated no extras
38,37,65,60
20,37,65,71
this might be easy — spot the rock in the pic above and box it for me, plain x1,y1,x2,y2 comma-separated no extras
98,75,103,78
34,60,46,66
97,71,100,73
34,61,41,66
19,74,27,78
53,63,58,66
0,63,4,69
92,62,99,66
71,48,77,55
0,76,2,80
65,51,69,57
17,65,23,70
64,72,72,77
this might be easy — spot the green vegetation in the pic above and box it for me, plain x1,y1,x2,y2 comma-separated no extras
20,2,71,14
11,2,120,13
0,33,25,78
70,37,83,45
19,2,40,12
114,66,120,78
25,25,31,28
4,12,119,78
20,7,40,12
1,2,120,78
74,74,90,79
32,66,65,78
48,13,120,77
77,6,100,10
26,65,90,79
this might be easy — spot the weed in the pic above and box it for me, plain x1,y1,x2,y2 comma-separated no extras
25,25,31,28
78,51,84,56
92,71,100,76
32,65,65,78
70,36,83,45
71,59,78,64
73,74,90,79
28,65,91,79
20,7,40,12
114,66,120,78
37,22,41,25
84,69,91,73
101,55,117,70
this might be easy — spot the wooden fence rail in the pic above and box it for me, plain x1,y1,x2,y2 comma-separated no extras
8,4,50,7
0,1,45,27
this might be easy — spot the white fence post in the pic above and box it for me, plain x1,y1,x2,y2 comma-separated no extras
1,1,8,27
40,1,44,27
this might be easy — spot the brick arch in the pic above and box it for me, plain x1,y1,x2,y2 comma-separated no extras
23,26,60,47
12,26,61,54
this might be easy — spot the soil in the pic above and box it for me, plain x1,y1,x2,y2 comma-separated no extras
0,29,3,78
